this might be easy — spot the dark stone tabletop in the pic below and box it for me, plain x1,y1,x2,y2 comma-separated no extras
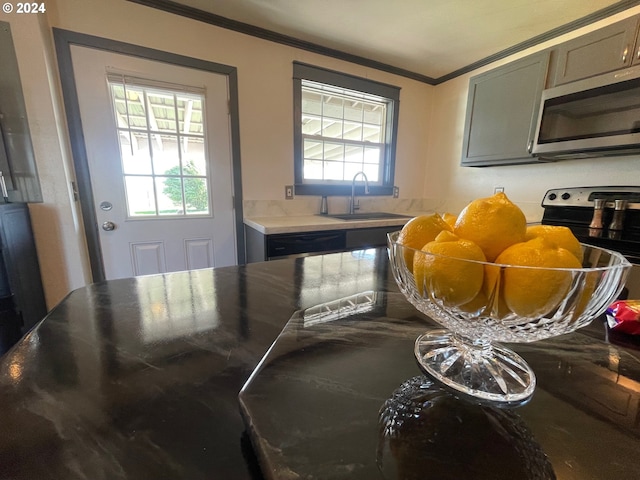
1,248,640,479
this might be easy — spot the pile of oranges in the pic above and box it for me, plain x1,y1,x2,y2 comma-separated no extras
397,192,585,318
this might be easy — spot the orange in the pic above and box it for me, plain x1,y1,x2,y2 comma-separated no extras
525,224,584,263
397,214,452,272
413,230,486,307
492,237,582,317
454,192,526,262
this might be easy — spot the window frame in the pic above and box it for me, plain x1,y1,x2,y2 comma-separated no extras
293,62,400,196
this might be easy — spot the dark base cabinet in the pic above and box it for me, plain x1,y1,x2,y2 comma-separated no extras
245,225,400,262
0,203,47,354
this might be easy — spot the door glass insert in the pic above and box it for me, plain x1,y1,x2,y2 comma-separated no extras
109,78,210,217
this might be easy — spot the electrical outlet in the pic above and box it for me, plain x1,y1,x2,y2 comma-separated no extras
494,186,504,194
393,186,399,198
285,185,294,199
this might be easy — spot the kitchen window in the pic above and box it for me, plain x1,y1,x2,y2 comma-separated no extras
293,62,400,196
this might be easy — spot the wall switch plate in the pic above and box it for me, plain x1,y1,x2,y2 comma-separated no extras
393,186,399,198
285,185,294,199
494,186,504,194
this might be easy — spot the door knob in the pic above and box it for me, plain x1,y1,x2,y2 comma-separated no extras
102,221,116,231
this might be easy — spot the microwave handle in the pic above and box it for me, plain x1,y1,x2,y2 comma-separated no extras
622,45,629,64
527,140,533,154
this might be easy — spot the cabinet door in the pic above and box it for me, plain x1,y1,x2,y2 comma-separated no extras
553,16,640,86
631,32,640,65
461,51,550,167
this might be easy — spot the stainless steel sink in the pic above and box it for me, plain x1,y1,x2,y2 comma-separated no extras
323,212,412,221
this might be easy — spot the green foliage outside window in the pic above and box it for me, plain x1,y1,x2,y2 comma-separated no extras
163,161,208,212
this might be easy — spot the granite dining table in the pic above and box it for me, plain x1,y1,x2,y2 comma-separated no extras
1,247,640,479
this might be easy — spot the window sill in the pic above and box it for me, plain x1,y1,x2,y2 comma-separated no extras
294,184,394,196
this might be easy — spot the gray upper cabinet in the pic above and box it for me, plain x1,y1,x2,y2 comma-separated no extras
461,51,550,167
552,15,640,86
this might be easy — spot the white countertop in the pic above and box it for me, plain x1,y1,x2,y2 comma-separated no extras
244,213,419,234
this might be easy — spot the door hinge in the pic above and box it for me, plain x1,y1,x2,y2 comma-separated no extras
71,181,79,201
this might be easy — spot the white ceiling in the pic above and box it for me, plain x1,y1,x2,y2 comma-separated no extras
159,0,631,82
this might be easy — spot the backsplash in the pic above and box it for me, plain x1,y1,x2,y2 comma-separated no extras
243,197,438,218
243,196,543,222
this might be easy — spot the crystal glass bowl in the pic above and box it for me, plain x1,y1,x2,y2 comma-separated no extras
388,230,632,406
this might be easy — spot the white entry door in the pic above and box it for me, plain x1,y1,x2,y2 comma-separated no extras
71,46,237,279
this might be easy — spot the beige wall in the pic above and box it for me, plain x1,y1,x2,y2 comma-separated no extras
2,0,640,309
0,10,91,308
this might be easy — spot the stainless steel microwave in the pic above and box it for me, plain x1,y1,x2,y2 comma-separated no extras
532,65,640,159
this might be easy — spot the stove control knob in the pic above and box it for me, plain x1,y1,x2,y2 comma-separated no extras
561,192,571,200
548,193,557,200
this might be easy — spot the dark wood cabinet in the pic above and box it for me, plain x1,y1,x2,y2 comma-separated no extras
0,203,47,353
461,51,551,166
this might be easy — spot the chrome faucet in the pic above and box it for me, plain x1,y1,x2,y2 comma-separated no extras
349,171,370,214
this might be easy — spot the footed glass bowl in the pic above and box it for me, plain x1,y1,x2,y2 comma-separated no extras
387,230,632,406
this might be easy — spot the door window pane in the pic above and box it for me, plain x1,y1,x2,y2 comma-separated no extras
125,176,156,216
177,95,204,134
183,177,209,215
119,131,152,174
151,134,181,175
157,176,184,215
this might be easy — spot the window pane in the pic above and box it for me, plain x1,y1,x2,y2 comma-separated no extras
323,96,343,119
120,131,152,174
363,125,382,142
324,161,344,180
364,146,381,164
182,138,206,175
322,119,342,139
324,142,344,161
111,84,148,130
177,95,203,134
125,176,157,216
345,145,363,164
304,159,323,180
304,139,323,160
183,177,210,215
346,163,369,179
362,163,379,182
157,176,184,215
343,122,363,141
302,90,322,115
147,90,177,133
302,116,322,135
151,134,181,175
344,101,363,122
364,105,383,125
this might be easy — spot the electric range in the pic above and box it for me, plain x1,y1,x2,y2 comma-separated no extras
541,186,640,301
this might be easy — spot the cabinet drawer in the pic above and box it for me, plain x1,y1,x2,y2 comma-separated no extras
267,231,346,258
345,226,398,249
